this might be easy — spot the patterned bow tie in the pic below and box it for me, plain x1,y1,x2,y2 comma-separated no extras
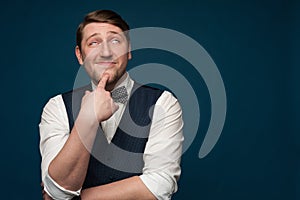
111,86,128,104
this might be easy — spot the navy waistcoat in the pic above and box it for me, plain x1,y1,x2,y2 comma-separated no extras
62,82,163,189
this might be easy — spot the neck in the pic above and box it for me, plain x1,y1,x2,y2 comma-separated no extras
108,73,128,91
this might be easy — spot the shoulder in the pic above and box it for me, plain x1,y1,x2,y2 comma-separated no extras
61,84,92,106
133,82,163,93
41,84,90,118
62,84,92,97
131,82,164,100
40,94,67,125
43,94,64,111
42,84,90,111
157,90,181,111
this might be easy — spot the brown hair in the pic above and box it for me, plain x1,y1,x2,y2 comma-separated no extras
76,10,130,51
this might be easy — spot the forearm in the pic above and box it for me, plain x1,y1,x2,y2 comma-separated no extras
48,115,99,191
80,176,156,200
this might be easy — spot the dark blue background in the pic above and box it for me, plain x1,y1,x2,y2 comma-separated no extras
1,0,299,199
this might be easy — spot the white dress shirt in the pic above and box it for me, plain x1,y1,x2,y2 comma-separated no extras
39,73,184,200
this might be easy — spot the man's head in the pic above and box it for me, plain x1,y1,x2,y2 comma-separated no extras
76,10,130,51
75,10,131,89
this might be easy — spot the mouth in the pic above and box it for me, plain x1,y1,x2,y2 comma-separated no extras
96,61,116,66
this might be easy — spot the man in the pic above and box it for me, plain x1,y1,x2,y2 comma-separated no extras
39,10,184,200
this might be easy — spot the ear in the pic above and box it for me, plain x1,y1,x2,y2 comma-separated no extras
127,44,132,60
75,46,83,65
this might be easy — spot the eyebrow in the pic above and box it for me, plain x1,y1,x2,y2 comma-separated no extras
85,31,123,42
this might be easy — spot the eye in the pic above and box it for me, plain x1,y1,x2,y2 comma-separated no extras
111,38,121,44
88,41,99,47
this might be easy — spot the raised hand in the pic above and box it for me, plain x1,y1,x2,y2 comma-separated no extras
79,74,119,125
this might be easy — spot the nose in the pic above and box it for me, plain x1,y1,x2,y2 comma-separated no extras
99,41,113,58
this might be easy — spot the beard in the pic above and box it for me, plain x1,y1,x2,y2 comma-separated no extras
90,67,126,91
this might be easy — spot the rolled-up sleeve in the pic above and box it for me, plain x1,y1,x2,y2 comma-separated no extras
140,91,184,200
39,95,80,199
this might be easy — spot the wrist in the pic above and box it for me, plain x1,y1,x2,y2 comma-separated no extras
74,113,99,150
77,110,99,128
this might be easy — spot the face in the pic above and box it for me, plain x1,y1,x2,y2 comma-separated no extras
75,22,131,89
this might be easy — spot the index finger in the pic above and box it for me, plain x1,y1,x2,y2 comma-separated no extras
98,74,109,89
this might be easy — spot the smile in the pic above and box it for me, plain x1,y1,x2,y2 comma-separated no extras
96,61,116,66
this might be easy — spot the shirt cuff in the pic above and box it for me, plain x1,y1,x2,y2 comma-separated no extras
140,172,176,200
43,171,81,200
